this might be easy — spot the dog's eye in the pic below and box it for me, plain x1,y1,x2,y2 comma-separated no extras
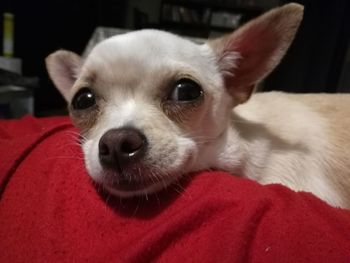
168,79,203,102
72,88,96,110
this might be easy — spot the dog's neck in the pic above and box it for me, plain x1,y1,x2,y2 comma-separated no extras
195,121,246,176
199,110,288,181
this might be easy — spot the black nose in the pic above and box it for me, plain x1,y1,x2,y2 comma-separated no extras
98,128,147,172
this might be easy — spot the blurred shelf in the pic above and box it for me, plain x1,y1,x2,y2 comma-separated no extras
160,21,236,32
159,0,263,38
163,0,263,14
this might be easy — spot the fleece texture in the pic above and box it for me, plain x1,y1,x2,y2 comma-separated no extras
0,116,350,263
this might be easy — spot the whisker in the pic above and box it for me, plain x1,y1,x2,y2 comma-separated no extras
155,192,161,207
55,142,83,149
173,180,192,199
132,197,141,216
104,192,111,213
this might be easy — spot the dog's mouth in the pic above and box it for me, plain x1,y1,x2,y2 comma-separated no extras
108,175,156,192
88,139,195,196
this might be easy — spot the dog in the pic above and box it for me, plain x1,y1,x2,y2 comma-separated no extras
46,3,350,209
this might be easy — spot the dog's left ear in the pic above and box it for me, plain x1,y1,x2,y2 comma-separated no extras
208,3,304,104
45,50,83,101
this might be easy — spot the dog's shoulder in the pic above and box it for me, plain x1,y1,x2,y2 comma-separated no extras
233,91,350,208
233,91,328,144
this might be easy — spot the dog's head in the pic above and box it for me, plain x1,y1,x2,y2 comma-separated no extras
46,4,303,196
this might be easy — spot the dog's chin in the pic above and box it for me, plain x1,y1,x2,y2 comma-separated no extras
92,168,183,198
102,180,171,198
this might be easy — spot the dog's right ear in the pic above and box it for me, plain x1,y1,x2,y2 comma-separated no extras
208,3,303,105
45,50,82,101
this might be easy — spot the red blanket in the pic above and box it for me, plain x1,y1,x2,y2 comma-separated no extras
1,116,350,262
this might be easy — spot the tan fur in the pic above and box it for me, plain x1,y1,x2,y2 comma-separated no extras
286,94,350,208
233,92,350,208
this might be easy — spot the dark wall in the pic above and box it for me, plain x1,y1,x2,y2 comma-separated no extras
0,0,127,115
265,0,350,93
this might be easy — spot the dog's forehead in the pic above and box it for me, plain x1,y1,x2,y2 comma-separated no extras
83,30,213,79
93,30,201,60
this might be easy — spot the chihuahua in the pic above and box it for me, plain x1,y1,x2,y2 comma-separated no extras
46,3,350,208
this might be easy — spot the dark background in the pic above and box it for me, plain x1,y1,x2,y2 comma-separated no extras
265,0,350,93
0,0,349,116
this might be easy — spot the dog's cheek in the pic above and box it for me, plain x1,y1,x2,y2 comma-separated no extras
81,138,104,183
157,100,213,171
202,90,234,138
146,132,198,175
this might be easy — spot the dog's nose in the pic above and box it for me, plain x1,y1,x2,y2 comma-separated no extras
98,128,147,171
